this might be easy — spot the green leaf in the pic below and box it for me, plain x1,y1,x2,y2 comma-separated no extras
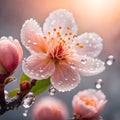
5,77,16,85
20,73,30,83
8,89,20,98
31,78,51,95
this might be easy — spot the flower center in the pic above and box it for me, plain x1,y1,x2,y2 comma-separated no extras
43,26,84,62
81,97,96,107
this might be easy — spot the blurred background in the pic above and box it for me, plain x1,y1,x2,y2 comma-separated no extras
0,0,120,120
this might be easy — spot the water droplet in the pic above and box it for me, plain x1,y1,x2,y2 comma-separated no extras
23,92,35,108
65,78,68,81
23,109,28,117
33,42,37,45
4,90,8,100
70,65,76,70
39,69,43,73
49,86,56,96
106,55,115,66
27,40,31,43
95,79,103,89
81,58,87,64
41,75,45,78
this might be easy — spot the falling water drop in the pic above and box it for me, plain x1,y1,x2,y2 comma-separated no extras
95,79,103,89
23,92,35,108
23,109,28,117
49,86,56,96
106,55,115,66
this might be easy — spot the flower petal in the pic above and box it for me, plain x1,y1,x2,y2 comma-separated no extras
22,54,55,80
75,33,103,57
79,56,105,76
43,9,77,36
21,18,47,53
51,62,80,92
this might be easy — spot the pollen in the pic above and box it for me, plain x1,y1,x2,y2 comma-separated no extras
66,26,71,30
53,28,57,31
59,26,62,29
43,36,47,39
73,35,77,38
48,32,51,35
65,33,68,36
69,32,72,35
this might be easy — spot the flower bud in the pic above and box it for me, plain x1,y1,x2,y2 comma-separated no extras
32,97,68,120
72,89,107,119
0,36,23,83
20,81,31,95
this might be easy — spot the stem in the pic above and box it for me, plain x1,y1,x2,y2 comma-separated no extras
0,79,37,116
0,84,6,107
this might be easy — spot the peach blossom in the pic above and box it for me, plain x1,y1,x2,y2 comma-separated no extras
21,9,105,92
0,36,23,81
72,89,107,119
32,97,68,120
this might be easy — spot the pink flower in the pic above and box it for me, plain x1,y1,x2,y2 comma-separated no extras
32,97,68,120
0,36,23,81
21,9,105,91
72,89,107,119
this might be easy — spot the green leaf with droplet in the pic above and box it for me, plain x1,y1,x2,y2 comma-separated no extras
20,72,30,83
30,78,51,96
8,89,20,98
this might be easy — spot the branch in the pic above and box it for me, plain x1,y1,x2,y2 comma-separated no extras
0,79,37,115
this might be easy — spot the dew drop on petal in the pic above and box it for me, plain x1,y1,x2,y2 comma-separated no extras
49,86,56,96
23,109,28,117
23,92,36,108
27,40,31,43
33,42,37,45
106,55,115,66
95,79,103,89
81,58,87,64
65,78,68,81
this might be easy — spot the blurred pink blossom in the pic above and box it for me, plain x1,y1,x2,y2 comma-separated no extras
32,96,68,120
21,9,105,92
72,89,107,119
0,36,23,82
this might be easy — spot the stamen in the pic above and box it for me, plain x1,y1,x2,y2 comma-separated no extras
69,32,72,35
66,26,71,30
68,38,71,40
65,33,68,36
48,32,51,35
53,28,56,31
73,34,77,38
59,26,62,29
43,36,47,39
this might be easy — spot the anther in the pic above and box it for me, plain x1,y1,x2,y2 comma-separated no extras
48,32,51,35
53,28,56,31
66,26,71,30
59,26,62,29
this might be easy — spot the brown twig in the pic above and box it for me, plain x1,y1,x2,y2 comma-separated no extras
0,79,37,115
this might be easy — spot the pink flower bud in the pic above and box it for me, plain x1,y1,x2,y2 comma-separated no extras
32,97,68,120
0,37,23,82
20,81,31,95
72,89,107,119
